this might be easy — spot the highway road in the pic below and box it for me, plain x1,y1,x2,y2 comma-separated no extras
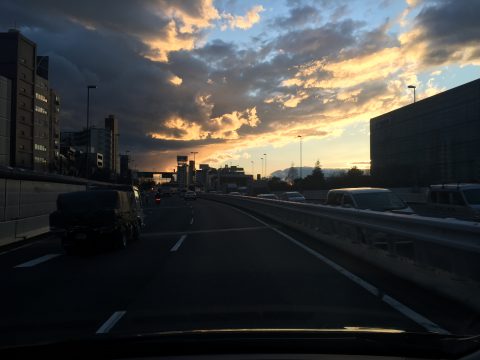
1,195,479,347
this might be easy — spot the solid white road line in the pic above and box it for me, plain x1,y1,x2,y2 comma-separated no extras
171,234,187,252
14,254,61,268
96,311,126,334
231,206,450,335
190,217,194,225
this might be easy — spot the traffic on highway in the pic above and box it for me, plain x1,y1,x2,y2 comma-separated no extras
2,0,480,358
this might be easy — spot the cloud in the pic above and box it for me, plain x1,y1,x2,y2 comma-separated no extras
1,0,478,171
271,5,321,29
221,5,264,30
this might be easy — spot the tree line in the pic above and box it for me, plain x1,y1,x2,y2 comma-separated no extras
268,161,373,191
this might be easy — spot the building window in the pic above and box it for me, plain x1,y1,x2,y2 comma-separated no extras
19,144,25,150
21,73,26,79
34,156,47,164
35,105,48,115
21,130,25,136
20,87,26,93
35,93,48,103
34,144,47,151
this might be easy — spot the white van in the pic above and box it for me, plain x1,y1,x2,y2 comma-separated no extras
426,184,480,221
325,188,414,214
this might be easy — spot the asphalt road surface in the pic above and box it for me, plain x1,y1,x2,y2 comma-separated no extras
1,195,479,347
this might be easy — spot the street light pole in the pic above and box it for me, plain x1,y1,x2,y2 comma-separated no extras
297,135,302,179
263,153,267,178
260,158,264,179
86,85,97,179
408,85,416,103
251,160,254,177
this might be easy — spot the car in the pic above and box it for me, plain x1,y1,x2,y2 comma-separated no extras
89,184,145,226
229,191,242,196
325,187,414,214
279,191,306,203
426,184,480,221
184,190,197,200
50,190,141,254
257,193,279,200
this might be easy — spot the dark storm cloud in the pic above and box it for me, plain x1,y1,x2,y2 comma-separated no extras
271,5,321,29
415,0,480,64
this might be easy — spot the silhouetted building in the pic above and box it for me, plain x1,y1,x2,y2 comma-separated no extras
177,155,188,189
0,75,11,166
211,165,253,192
371,79,480,186
105,114,119,174
188,160,195,186
120,153,129,179
196,164,210,188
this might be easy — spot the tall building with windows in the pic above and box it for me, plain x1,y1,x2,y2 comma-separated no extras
370,78,480,186
33,57,50,171
48,89,60,171
0,30,37,169
0,76,11,166
0,31,60,172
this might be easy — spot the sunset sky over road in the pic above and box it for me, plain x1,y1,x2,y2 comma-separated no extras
2,0,479,173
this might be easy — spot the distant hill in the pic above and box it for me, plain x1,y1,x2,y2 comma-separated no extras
270,167,348,180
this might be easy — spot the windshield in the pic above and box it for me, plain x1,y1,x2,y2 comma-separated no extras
463,189,480,205
353,192,407,211
1,0,480,354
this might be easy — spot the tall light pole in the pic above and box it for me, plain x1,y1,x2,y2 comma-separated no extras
263,153,267,178
251,160,254,177
86,85,97,178
297,135,303,179
408,85,416,103
260,157,264,179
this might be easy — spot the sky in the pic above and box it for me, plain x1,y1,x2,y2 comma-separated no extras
1,0,479,174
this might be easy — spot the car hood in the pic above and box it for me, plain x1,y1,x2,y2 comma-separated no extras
2,328,479,358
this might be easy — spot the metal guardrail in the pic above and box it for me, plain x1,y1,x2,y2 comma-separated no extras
202,194,480,310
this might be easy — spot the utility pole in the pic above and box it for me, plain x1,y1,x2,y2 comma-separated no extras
263,153,267,178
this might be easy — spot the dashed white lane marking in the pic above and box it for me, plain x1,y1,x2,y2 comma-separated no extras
231,206,450,335
14,254,61,268
96,311,126,334
190,217,194,225
170,234,187,252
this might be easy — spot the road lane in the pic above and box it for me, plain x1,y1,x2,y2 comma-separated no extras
1,194,473,347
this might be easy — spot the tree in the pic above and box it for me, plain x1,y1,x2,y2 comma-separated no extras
299,160,326,189
347,166,363,178
285,163,299,185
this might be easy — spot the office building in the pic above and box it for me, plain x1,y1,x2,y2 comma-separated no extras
105,114,119,174
177,155,188,189
0,76,11,166
210,165,253,192
0,31,61,172
33,63,50,172
370,78,480,186
188,160,195,186
0,30,37,169
48,89,60,171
